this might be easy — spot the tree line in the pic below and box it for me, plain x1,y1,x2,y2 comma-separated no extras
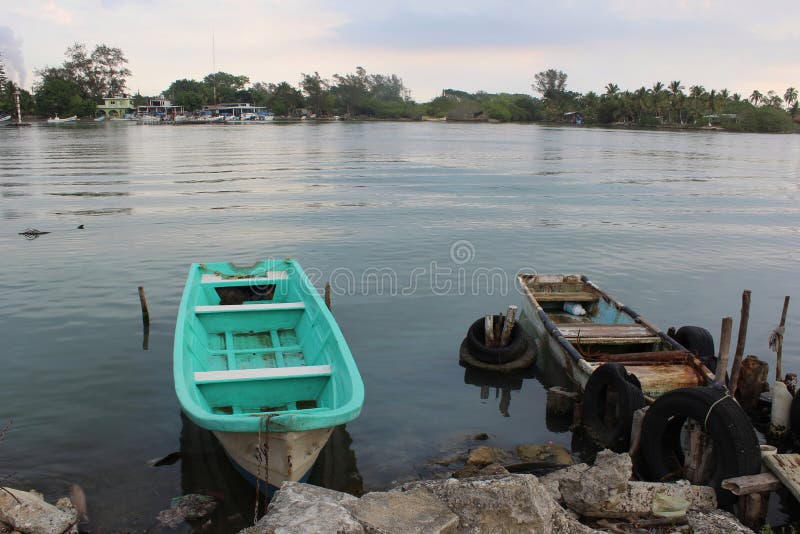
1,44,797,133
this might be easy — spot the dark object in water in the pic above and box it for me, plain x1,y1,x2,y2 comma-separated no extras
147,451,183,467
77,224,85,229
671,326,717,372
215,284,275,305
640,385,761,506
582,363,645,452
18,228,50,239
465,316,528,364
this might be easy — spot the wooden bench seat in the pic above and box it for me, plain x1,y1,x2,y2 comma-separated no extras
195,302,305,313
201,272,288,285
195,364,331,383
533,292,600,302
558,324,659,344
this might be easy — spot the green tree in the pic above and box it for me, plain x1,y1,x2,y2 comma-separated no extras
333,67,369,116
52,42,131,98
749,90,763,106
533,69,568,99
300,72,329,116
34,75,94,117
202,71,250,103
164,78,207,111
783,87,798,109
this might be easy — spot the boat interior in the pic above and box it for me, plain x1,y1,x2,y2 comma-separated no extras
521,274,710,396
181,268,343,416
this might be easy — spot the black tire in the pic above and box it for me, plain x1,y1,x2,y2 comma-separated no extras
582,363,646,452
791,392,800,444
672,326,717,372
640,386,760,506
465,316,528,364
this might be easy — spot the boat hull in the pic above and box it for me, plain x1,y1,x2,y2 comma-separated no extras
214,427,334,491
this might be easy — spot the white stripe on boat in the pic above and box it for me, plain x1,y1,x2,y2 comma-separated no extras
194,364,332,383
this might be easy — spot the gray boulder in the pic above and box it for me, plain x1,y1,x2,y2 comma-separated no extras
0,488,77,534
345,487,458,533
242,482,363,534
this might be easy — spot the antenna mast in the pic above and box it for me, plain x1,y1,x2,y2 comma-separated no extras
212,32,217,105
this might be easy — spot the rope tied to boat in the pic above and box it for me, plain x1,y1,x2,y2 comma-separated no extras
253,414,275,524
703,392,732,431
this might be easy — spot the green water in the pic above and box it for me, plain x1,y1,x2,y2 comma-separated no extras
1,122,799,530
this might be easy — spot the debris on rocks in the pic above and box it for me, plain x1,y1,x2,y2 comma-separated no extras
156,494,217,529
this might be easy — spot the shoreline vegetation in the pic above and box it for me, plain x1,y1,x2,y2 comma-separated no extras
2,43,799,134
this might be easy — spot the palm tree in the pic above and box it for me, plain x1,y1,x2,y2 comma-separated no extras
604,83,619,96
651,82,666,122
749,90,763,106
784,87,798,109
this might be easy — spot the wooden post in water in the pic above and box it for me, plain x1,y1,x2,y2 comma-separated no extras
776,296,790,382
324,282,332,310
138,286,150,326
499,305,517,347
730,290,751,396
715,317,733,385
485,315,496,348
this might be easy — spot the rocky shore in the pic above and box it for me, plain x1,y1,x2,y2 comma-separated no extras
240,450,753,534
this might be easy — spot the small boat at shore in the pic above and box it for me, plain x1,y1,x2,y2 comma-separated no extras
518,273,714,399
0,115,11,122
47,115,77,123
174,260,364,492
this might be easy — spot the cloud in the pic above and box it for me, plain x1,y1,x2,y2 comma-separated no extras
0,26,26,86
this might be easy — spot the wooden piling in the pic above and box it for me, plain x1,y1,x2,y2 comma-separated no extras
735,355,770,411
499,305,517,347
484,315,496,348
776,296,790,382
324,282,332,310
714,317,733,385
729,290,751,396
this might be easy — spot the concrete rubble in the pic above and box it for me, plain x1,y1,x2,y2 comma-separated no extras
242,450,755,534
0,487,78,534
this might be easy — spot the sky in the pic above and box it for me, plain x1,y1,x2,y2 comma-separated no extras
1,0,798,101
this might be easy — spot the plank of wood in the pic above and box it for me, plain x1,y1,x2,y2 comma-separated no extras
534,292,599,302
721,472,782,496
763,453,800,503
559,324,655,338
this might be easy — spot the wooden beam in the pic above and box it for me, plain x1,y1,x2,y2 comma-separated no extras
714,317,733,385
729,290,751,396
721,472,782,495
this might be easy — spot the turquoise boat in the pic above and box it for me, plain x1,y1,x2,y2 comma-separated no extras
173,260,364,490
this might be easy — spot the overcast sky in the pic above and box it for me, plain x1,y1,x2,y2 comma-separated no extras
1,0,798,100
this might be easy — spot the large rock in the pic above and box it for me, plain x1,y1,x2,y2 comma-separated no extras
156,494,217,528
539,463,589,502
686,509,753,534
0,488,77,534
559,449,631,511
345,488,458,533
242,482,363,534
396,474,600,533
465,446,509,466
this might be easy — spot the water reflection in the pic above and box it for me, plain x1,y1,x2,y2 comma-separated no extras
462,366,535,417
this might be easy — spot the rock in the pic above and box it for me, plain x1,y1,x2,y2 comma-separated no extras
346,488,458,534
515,444,573,466
539,463,589,502
466,446,509,466
156,494,217,528
473,433,489,441
241,482,362,534
686,509,753,533
54,498,79,526
560,449,631,512
452,463,509,479
478,463,510,476
395,474,600,533
0,487,77,534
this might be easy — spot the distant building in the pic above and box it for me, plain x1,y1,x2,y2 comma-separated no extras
202,102,267,119
97,96,134,119
138,97,184,118
563,111,583,125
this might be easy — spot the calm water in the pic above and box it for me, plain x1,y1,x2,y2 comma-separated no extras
1,122,799,530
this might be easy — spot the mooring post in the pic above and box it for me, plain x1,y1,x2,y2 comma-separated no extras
485,315,496,348
730,290,751,396
324,282,332,310
499,305,517,347
775,296,790,382
715,317,733,385
138,286,150,326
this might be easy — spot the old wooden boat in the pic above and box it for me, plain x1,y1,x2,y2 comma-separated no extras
174,260,364,491
46,115,77,123
518,274,714,399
